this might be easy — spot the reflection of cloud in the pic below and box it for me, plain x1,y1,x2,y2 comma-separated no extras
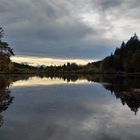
6,82,140,140
1,77,140,140
11,77,90,87
11,55,93,66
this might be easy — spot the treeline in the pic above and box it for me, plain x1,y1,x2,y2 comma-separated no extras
98,34,140,73
46,34,140,74
0,26,140,74
45,63,89,74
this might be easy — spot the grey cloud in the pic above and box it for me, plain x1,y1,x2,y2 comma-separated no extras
91,0,123,11
0,0,140,60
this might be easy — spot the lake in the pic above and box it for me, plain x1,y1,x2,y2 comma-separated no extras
0,75,140,140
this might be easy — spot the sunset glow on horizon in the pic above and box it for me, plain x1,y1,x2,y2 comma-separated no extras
11,55,94,66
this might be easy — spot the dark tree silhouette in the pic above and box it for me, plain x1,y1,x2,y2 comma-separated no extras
0,27,14,72
0,76,14,127
97,34,140,73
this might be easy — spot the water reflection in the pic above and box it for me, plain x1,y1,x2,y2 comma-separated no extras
0,74,140,131
11,74,140,115
101,76,140,115
11,77,90,87
0,75,35,127
0,76,14,127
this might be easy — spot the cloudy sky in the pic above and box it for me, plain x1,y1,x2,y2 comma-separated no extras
0,0,140,65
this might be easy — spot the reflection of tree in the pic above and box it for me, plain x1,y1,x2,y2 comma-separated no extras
0,115,4,127
39,74,80,83
0,76,14,127
42,74,140,114
102,76,140,115
0,72,138,125
0,74,38,127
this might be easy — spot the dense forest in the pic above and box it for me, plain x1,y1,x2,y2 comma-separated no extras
99,34,140,73
0,26,140,74
46,34,140,74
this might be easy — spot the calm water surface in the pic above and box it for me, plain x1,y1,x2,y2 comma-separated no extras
0,76,140,140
